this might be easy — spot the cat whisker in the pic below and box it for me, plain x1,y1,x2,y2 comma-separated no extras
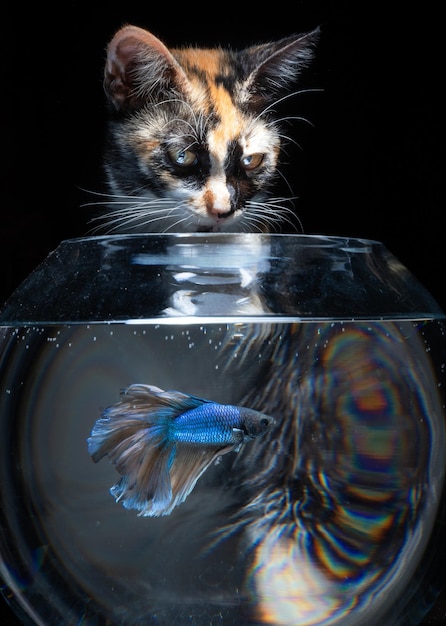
238,214,268,234
87,198,192,234
79,187,176,207
165,135,198,153
270,115,314,129
265,117,313,153
162,121,200,147
244,197,302,233
277,202,303,233
277,133,304,152
238,211,271,234
155,99,210,143
253,88,323,125
84,198,175,210
161,213,196,233
88,202,177,221
275,167,298,196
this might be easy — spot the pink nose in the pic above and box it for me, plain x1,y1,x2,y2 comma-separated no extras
205,194,230,216
204,183,235,216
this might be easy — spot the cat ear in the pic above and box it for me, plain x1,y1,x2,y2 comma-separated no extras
104,25,189,111
243,27,320,103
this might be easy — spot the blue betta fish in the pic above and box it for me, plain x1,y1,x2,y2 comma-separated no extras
87,384,275,517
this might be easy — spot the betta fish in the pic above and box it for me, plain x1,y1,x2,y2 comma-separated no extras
87,384,275,517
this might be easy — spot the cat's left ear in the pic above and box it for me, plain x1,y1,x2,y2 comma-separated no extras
243,27,320,100
103,25,189,112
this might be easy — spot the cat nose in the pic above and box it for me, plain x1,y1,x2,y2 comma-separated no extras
205,182,235,217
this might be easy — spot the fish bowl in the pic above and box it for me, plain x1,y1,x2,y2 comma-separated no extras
0,233,445,626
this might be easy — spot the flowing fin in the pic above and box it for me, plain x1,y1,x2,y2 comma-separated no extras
87,409,160,462
160,443,236,516
89,412,175,514
123,384,210,414
111,443,175,515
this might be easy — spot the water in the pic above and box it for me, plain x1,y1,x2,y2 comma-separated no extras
0,317,445,626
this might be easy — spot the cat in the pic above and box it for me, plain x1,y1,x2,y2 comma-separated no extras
88,24,320,234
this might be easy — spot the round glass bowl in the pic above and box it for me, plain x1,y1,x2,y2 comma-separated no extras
0,233,445,625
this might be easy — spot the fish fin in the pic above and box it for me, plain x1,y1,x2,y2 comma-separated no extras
164,443,235,515
231,428,246,452
111,442,175,516
87,409,160,463
123,384,211,414
232,427,245,440
89,409,175,515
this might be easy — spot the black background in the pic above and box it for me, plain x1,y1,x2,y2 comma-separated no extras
1,1,445,624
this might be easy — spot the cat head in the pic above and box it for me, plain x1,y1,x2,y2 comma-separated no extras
98,24,319,233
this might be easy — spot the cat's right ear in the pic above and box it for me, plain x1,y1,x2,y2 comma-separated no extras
104,25,189,112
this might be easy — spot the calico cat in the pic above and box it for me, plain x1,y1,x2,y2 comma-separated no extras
90,24,319,234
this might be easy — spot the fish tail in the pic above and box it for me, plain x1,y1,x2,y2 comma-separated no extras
90,414,176,516
87,384,172,462
87,386,180,516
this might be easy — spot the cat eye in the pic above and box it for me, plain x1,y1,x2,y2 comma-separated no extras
167,147,198,168
240,153,264,171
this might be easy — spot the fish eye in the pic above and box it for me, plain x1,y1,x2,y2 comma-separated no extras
167,147,198,168
260,417,270,428
240,153,264,171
